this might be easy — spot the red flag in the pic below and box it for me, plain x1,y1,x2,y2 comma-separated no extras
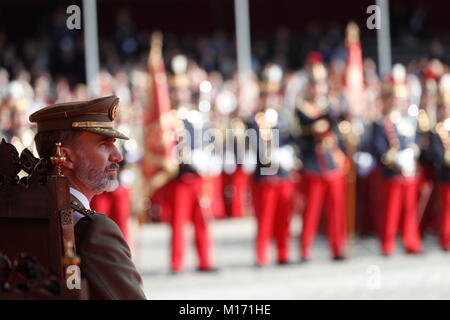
140,32,178,221
343,22,365,251
346,22,364,117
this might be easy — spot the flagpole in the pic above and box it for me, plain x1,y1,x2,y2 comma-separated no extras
83,0,100,97
344,22,365,256
234,0,252,105
376,0,391,78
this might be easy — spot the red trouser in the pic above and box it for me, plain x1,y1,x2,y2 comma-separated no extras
211,174,226,219
301,172,346,259
359,167,383,236
439,182,450,250
231,167,250,218
171,174,212,272
91,185,130,242
151,180,175,223
380,178,422,255
252,179,294,265
417,164,439,234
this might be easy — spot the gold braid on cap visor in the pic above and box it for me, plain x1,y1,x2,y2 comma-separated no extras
71,121,113,128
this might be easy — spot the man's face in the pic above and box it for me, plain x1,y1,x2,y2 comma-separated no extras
382,93,395,112
71,132,123,195
305,81,328,102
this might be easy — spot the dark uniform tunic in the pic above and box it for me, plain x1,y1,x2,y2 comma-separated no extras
70,192,146,300
248,112,296,266
428,128,450,249
370,114,422,255
294,105,348,260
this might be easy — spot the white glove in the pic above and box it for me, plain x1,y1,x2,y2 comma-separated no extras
395,147,416,177
272,145,296,172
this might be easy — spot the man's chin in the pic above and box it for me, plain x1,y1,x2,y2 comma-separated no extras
104,179,120,193
107,171,118,179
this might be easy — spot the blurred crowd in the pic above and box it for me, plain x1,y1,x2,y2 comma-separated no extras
0,6,447,159
3,6,450,269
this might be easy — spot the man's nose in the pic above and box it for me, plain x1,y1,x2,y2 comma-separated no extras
109,144,124,163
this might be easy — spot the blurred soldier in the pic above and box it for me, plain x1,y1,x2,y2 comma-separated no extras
355,58,381,236
250,63,298,266
416,71,439,235
371,64,422,256
196,71,226,221
228,117,256,218
295,62,349,261
215,79,256,218
429,74,450,250
166,55,216,273
214,82,239,218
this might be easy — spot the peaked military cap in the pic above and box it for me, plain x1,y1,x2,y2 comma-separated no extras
29,96,129,140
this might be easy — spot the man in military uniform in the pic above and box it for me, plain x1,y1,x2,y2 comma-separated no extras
371,65,422,256
165,55,216,274
416,72,439,235
29,95,146,299
429,74,450,250
250,63,298,267
295,63,349,261
169,114,216,274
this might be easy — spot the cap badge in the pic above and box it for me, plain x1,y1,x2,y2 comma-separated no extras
109,104,118,120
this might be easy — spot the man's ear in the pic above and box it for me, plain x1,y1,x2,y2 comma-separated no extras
60,147,76,169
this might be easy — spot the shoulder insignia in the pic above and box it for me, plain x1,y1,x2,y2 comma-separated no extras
70,200,96,220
